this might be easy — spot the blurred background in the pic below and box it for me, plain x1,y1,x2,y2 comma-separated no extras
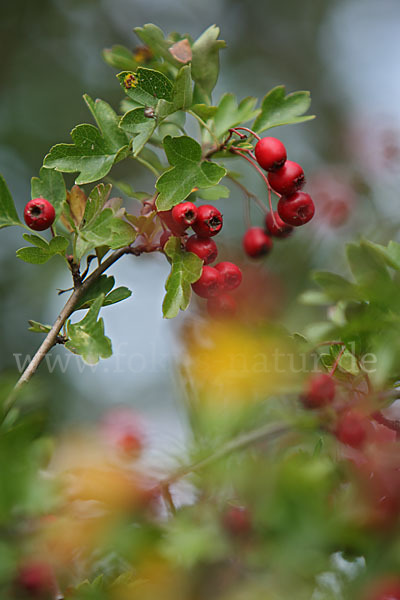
1,0,400,448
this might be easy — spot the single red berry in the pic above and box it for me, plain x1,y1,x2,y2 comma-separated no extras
243,227,273,258
302,373,335,409
214,262,242,291
158,209,187,236
186,234,218,265
223,505,252,536
254,137,287,172
268,160,305,195
336,410,368,449
171,201,198,228
192,204,223,237
24,198,55,231
277,192,315,226
265,211,293,238
207,293,237,318
192,266,223,298
16,561,55,596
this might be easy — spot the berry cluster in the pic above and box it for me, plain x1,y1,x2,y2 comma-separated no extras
158,202,242,318
233,135,314,259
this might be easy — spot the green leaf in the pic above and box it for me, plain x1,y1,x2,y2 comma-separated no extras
0,175,21,229
117,67,173,108
104,287,132,306
65,295,112,364
331,346,360,376
191,25,226,98
43,123,129,185
162,236,203,319
172,64,193,111
28,320,52,334
134,24,180,65
16,234,69,264
253,86,315,133
119,107,156,155
312,271,361,302
102,45,137,71
361,239,400,271
191,104,218,121
346,242,391,287
156,136,226,210
84,95,129,151
31,167,66,221
75,275,132,310
213,93,258,138
197,185,230,201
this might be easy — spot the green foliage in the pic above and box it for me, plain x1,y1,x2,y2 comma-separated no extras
31,167,66,221
213,93,259,138
16,233,69,264
75,275,132,310
191,25,226,101
156,136,226,210
253,85,315,132
0,174,21,228
162,236,203,318
65,294,112,364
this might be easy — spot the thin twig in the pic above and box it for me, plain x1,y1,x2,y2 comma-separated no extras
3,245,142,420
161,422,290,488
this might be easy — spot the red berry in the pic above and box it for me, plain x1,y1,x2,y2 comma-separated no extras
158,209,187,236
243,227,273,258
254,137,287,172
24,198,55,231
191,204,223,237
336,410,368,449
302,373,335,409
214,262,242,291
207,293,237,319
171,201,198,228
192,266,223,298
268,160,305,195
265,211,293,238
223,505,252,536
186,234,218,265
16,561,55,596
277,192,315,226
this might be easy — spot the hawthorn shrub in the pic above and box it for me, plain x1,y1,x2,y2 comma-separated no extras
1,22,400,600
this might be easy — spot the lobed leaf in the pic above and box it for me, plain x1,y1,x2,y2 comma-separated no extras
0,175,22,229
31,167,66,222
65,295,112,364
253,86,315,133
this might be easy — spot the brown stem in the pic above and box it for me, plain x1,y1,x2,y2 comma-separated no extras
161,422,290,488
3,245,141,420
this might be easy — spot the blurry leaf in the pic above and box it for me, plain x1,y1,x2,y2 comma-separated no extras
0,174,22,228
28,320,52,334
66,295,112,364
197,185,230,200
156,135,226,210
120,107,157,155
312,271,361,302
253,86,315,133
191,104,218,120
191,25,226,98
107,178,152,201
346,242,391,288
134,24,180,65
330,346,359,375
361,239,400,271
213,93,258,138
117,67,173,107
103,44,137,71
31,167,66,221
169,38,192,63
16,234,69,264
298,290,331,305
162,236,203,318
